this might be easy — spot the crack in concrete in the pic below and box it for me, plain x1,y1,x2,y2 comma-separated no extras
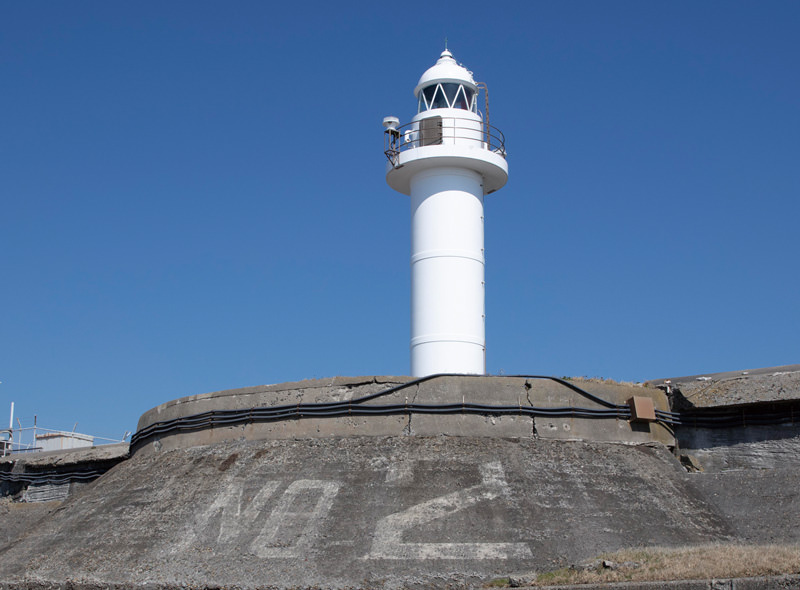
525,380,538,439
403,383,421,436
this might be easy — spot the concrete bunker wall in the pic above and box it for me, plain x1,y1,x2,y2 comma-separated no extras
133,375,675,455
0,436,730,589
1,372,799,589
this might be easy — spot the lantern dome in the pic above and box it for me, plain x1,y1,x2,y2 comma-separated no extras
414,50,479,114
414,49,477,96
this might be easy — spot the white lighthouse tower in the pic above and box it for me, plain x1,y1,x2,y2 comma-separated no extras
384,49,508,377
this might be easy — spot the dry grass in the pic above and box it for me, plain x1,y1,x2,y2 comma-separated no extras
0,497,62,512
566,376,647,388
488,544,800,587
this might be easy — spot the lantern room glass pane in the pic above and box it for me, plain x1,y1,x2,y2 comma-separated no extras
442,83,460,108
465,89,477,112
452,85,469,110
420,83,476,111
431,84,449,109
422,86,436,111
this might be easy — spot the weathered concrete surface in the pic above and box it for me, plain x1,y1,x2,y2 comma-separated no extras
648,365,800,475
137,376,414,426
677,423,800,473
684,468,800,544
2,370,797,589
647,365,800,408
529,575,800,589
134,375,673,455
0,443,130,503
0,437,729,589
0,498,61,548
0,577,797,590
0,443,129,468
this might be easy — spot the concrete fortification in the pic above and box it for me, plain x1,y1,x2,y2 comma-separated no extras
132,375,674,453
1,370,799,589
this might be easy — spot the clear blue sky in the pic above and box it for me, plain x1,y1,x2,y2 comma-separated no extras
2,1,798,440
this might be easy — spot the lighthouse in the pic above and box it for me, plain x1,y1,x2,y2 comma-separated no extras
384,49,508,377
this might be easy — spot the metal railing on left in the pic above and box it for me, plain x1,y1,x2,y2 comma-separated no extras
1,424,127,457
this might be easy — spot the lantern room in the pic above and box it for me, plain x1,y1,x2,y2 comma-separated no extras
414,49,479,114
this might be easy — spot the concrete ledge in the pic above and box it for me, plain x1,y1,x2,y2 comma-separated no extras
647,365,800,408
133,375,673,455
0,443,129,467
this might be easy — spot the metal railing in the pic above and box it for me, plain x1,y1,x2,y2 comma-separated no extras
384,116,506,168
1,424,127,457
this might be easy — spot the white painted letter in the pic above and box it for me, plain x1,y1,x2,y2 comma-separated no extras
366,462,531,559
251,479,340,558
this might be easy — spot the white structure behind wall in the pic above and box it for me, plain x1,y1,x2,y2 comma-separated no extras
384,49,508,377
36,431,94,453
